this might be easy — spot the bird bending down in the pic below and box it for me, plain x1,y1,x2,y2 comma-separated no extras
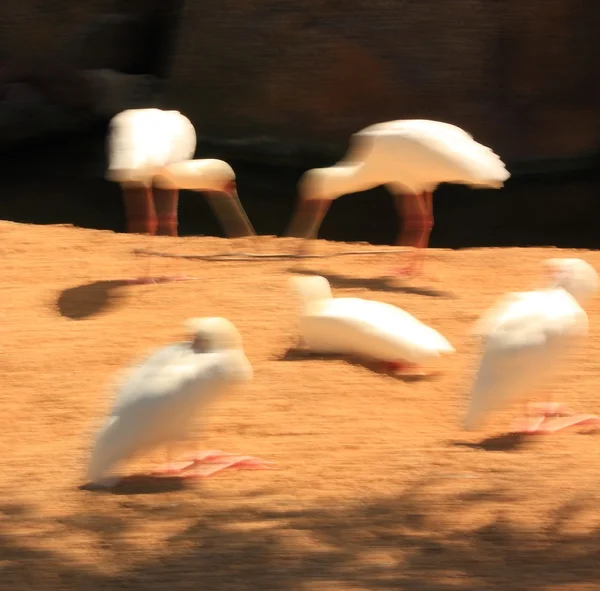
107,108,255,284
290,274,455,375
465,258,600,435
86,317,274,489
285,119,510,278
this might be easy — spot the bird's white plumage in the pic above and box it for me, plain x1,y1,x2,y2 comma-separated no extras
300,119,510,200
290,274,455,364
465,258,599,430
106,108,197,185
154,158,235,192
86,318,252,487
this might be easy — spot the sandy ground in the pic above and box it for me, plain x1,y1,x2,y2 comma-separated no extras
2,221,600,591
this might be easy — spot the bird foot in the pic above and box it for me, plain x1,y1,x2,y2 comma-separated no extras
378,361,425,376
150,450,277,479
392,264,421,279
510,404,600,434
124,275,196,286
392,254,426,279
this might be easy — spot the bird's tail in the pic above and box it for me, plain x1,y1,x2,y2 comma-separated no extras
289,274,333,309
86,416,123,486
463,356,500,431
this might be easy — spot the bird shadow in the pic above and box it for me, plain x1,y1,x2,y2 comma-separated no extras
286,266,455,298
450,432,536,452
79,474,189,496
279,347,438,383
56,279,132,320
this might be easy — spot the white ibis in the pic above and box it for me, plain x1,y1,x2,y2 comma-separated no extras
85,317,274,488
465,258,600,434
286,119,510,277
106,108,255,284
289,274,455,375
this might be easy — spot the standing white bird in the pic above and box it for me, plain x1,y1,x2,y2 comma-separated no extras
465,258,600,434
107,108,255,284
290,274,455,374
286,119,510,277
86,317,274,488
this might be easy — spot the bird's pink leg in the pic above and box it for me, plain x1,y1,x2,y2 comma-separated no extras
150,449,276,479
378,360,426,376
120,185,194,285
121,184,157,236
145,186,196,282
150,445,196,476
510,402,600,434
393,192,434,277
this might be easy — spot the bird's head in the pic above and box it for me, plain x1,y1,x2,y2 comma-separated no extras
289,274,333,308
156,159,237,195
543,258,600,304
184,317,243,353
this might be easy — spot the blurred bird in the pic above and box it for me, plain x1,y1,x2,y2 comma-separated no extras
465,258,600,434
107,108,255,283
86,317,274,488
286,119,509,277
290,274,455,375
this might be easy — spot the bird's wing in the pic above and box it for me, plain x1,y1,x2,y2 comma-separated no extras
326,298,455,354
360,120,508,188
465,291,587,428
111,343,197,411
113,347,252,415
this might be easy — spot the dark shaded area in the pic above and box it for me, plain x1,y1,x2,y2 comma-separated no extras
279,347,441,383
80,475,188,495
452,432,534,452
0,0,599,250
57,279,132,320
287,267,455,298
169,0,600,167
3,478,600,589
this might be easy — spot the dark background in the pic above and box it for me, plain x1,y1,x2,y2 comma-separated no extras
0,0,598,249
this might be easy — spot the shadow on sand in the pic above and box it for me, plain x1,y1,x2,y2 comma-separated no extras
3,473,600,589
279,346,440,383
56,279,133,320
287,266,456,298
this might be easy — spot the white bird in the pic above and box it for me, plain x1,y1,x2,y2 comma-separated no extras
290,274,455,374
465,258,600,434
106,108,255,284
286,119,510,277
86,317,273,488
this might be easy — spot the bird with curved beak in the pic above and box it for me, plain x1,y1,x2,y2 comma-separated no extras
286,119,509,278
107,108,256,284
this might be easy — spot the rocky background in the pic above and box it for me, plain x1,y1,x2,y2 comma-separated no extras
0,0,598,248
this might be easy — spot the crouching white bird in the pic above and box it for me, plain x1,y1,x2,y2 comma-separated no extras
289,274,455,374
465,258,600,434
286,119,510,278
107,108,255,284
85,317,274,488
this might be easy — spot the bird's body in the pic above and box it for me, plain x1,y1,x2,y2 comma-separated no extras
86,317,272,488
290,274,454,372
286,119,509,277
107,108,197,186
106,108,255,283
465,258,600,434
